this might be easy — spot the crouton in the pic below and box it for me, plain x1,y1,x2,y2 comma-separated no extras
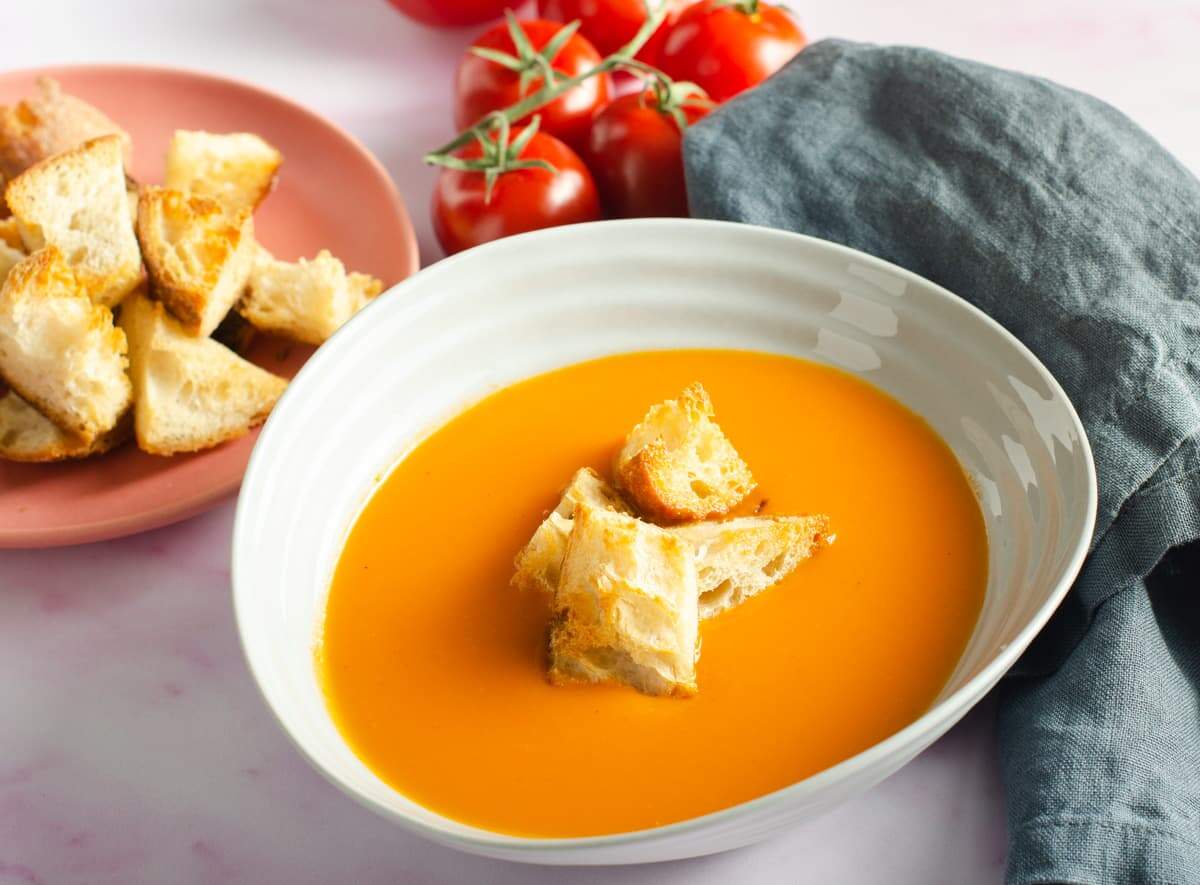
0,77,132,182
549,505,699,698
512,467,633,596
0,389,130,461
119,290,287,455
0,247,131,443
615,382,755,523
4,135,142,307
673,515,833,619
239,246,382,345
125,174,139,225
164,130,281,214
136,186,255,337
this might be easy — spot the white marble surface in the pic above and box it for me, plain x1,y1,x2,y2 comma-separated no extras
2,1,1197,882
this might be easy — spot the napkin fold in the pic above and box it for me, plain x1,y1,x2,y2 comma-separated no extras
683,39,1200,883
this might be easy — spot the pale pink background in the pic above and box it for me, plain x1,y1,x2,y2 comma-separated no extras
2,1,1198,883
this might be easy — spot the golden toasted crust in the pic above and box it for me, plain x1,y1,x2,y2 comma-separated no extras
4,134,143,308
164,130,282,214
615,382,755,523
549,505,699,698
512,467,634,596
0,392,130,462
0,247,130,442
0,77,132,181
136,186,254,336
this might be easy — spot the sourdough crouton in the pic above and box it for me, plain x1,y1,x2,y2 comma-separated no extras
136,186,255,337
164,130,281,214
119,291,287,455
512,467,633,596
0,389,130,461
0,247,131,443
673,515,833,619
4,135,142,307
615,382,755,523
0,77,132,182
549,505,699,698
239,247,382,345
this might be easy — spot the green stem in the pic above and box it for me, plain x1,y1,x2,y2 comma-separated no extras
425,1,672,160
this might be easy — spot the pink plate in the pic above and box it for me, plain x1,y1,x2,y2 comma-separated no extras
0,65,419,548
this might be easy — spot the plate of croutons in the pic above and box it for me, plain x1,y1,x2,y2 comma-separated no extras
0,66,418,547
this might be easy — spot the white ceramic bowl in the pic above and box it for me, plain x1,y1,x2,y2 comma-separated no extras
232,219,1096,865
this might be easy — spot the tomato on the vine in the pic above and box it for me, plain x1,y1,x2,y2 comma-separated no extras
584,88,709,218
536,0,686,61
431,123,602,255
455,15,610,149
386,0,510,28
656,0,806,101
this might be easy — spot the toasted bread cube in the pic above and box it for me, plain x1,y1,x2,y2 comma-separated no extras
164,131,281,214
673,515,833,619
240,247,383,345
0,78,132,182
4,135,142,307
136,186,255,337
119,291,286,455
615,382,755,523
0,389,130,462
550,505,699,698
0,247,131,443
512,468,634,596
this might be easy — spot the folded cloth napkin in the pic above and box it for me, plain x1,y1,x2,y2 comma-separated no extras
683,39,1200,884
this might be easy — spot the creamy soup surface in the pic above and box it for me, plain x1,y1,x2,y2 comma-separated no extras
321,350,988,837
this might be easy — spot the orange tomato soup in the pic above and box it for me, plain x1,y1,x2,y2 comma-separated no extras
320,350,987,837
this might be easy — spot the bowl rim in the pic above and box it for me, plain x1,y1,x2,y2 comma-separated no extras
232,217,1098,856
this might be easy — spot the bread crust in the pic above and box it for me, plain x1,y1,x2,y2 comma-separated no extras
549,504,699,698
4,134,142,308
0,247,130,442
136,186,254,336
615,382,755,523
0,77,132,181
0,392,130,461
512,467,634,596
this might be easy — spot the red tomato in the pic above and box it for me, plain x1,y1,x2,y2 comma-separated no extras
583,91,708,218
455,18,610,149
536,0,685,60
432,127,602,255
386,0,511,28
657,0,806,101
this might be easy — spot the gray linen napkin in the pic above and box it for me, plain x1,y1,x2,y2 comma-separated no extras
683,39,1200,884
